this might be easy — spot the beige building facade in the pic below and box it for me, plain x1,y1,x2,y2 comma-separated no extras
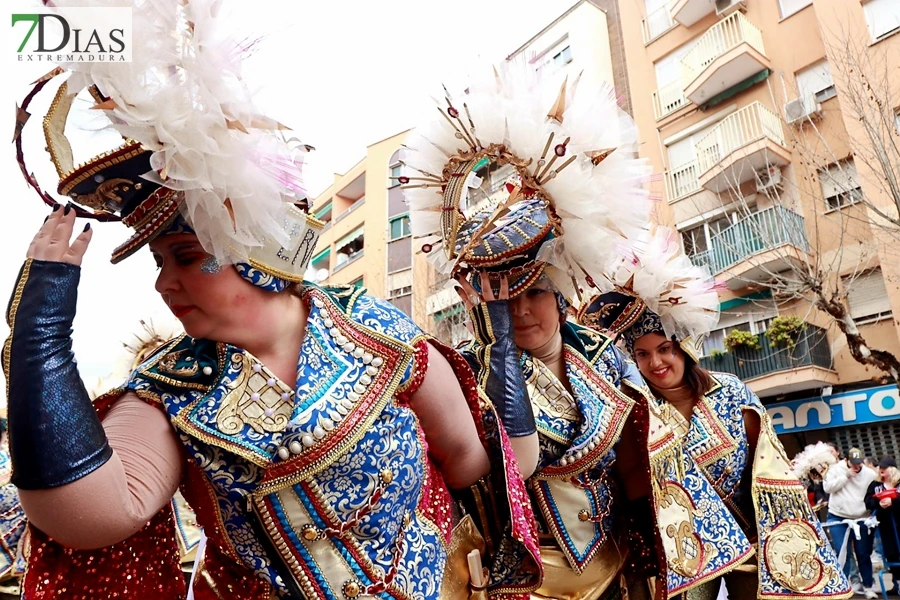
619,0,900,456
308,130,429,327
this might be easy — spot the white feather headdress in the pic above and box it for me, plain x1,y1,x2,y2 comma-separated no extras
403,63,652,300
791,442,838,482
56,0,307,263
606,226,721,343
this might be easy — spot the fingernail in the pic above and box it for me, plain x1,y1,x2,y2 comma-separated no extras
64,204,72,216
52,204,62,212
83,223,91,232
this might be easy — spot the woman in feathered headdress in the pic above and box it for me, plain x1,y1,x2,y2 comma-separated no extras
5,2,539,598
405,63,666,598
580,227,850,599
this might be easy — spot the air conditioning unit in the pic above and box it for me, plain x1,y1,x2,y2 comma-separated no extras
715,0,746,18
755,166,783,193
785,95,821,125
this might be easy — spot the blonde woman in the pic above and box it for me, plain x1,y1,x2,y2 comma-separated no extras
865,457,900,595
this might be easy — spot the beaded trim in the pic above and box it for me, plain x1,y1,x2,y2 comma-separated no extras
111,189,182,263
58,140,146,197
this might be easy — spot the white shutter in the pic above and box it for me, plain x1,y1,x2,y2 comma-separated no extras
778,0,812,18
667,136,696,169
796,60,834,101
864,0,900,40
819,160,859,199
844,269,892,321
388,269,413,292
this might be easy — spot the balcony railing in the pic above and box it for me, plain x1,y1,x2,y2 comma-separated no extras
642,5,675,44
697,205,808,274
695,102,786,177
700,324,832,381
653,80,690,120
665,159,703,201
680,11,766,88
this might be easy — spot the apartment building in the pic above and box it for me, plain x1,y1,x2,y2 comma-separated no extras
308,130,430,326
619,0,900,456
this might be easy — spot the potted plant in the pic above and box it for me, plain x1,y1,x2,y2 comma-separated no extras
765,316,806,350
724,329,761,352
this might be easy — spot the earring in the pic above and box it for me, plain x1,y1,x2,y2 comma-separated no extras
200,256,221,274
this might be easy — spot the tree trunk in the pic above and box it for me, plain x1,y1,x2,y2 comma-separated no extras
814,294,900,382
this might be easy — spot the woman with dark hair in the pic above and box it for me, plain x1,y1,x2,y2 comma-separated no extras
580,227,849,599
405,66,763,600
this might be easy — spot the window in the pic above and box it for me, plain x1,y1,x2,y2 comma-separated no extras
389,214,411,240
653,40,697,118
643,0,673,42
388,164,403,188
389,286,412,299
681,225,709,258
335,227,364,269
350,277,364,289
314,201,332,224
844,269,892,323
796,60,836,107
702,298,777,356
533,36,572,76
778,0,812,19
552,46,572,68
820,159,862,210
864,0,900,41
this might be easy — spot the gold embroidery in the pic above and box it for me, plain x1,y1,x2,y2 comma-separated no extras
157,348,200,377
214,353,294,435
764,521,833,593
527,358,579,423
658,482,717,578
3,259,32,398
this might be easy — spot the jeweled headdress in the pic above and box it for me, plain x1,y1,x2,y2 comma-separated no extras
14,0,321,282
404,64,652,300
578,227,721,360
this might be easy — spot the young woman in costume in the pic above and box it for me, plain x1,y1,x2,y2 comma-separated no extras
5,2,540,598
403,66,749,600
579,227,850,599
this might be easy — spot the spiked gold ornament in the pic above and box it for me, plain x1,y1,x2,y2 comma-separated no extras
547,77,568,124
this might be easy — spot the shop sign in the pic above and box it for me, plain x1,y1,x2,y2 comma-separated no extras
767,385,900,434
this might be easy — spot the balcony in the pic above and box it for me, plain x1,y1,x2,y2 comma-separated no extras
665,159,703,201
669,0,716,27
700,324,838,396
695,102,791,193
681,11,769,105
699,205,810,289
642,5,675,44
653,80,691,120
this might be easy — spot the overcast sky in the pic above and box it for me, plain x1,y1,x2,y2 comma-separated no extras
0,0,577,396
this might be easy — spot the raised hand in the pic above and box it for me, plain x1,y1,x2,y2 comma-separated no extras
27,204,93,266
455,272,510,310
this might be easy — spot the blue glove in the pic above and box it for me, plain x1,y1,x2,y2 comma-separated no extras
3,260,112,489
466,300,535,438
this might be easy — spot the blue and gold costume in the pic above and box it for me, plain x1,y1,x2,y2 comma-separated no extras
583,257,851,598
115,284,539,598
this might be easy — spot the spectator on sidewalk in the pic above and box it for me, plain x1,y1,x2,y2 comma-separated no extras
866,456,900,596
825,447,879,598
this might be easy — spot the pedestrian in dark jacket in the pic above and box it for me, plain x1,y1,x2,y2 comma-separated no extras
865,456,900,596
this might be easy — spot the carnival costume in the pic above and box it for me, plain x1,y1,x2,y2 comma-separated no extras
403,66,717,599
581,227,851,599
0,417,26,589
6,2,540,598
